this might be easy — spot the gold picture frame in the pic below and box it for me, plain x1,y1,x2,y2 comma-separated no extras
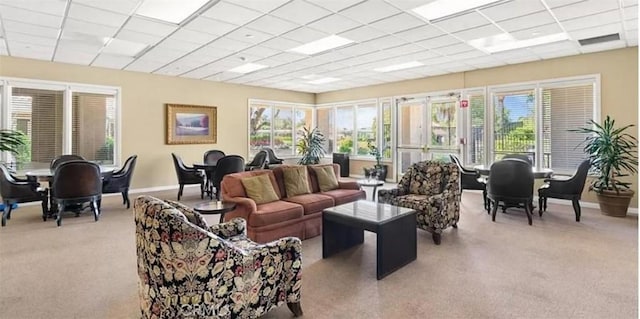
166,104,217,144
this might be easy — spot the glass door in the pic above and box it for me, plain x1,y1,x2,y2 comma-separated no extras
395,96,461,179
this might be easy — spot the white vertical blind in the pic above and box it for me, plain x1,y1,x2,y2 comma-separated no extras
542,84,593,171
71,92,116,164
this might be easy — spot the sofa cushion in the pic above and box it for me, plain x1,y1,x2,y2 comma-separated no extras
284,193,335,215
222,170,282,199
312,166,339,192
249,200,304,227
241,174,280,204
307,164,340,193
282,166,311,197
409,164,443,196
321,188,366,205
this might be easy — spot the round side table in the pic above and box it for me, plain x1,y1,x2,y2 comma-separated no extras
357,179,385,201
193,201,236,223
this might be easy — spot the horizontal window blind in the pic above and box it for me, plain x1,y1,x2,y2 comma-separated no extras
542,84,593,172
71,92,116,165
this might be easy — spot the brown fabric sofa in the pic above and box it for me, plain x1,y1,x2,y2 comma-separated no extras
221,163,365,243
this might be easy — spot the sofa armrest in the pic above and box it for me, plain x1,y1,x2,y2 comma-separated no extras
378,188,406,203
208,217,246,239
338,180,360,190
428,189,460,216
222,197,257,221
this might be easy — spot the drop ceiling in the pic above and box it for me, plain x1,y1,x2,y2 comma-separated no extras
0,0,636,93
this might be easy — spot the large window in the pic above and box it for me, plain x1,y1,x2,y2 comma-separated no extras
1,78,120,169
336,106,354,154
248,100,313,157
316,107,334,154
467,93,485,165
492,89,536,164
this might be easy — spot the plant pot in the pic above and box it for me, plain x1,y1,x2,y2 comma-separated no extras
374,165,387,181
596,189,635,217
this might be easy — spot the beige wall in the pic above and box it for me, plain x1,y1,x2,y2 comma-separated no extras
0,55,314,190
317,47,639,208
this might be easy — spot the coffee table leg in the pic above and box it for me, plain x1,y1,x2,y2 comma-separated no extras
372,186,378,201
322,216,364,258
219,212,225,224
376,212,417,280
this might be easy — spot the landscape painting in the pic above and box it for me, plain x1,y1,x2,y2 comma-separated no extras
166,104,217,144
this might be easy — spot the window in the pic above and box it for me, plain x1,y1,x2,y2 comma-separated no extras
355,103,376,155
335,106,354,154
492,89,536,164
316,107,333,154
381,99,392,159
1,78,120,169
248,100,313,157
467,93,485,165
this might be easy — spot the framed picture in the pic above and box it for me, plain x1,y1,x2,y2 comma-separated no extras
166,103,217,144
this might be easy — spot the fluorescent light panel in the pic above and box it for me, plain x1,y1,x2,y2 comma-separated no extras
136,0,209,24
469,33,570,53
289,35,353,55
101,38,148,57
374,61,424,72
412,0,501,21
228,63,268,73
307,77,341,84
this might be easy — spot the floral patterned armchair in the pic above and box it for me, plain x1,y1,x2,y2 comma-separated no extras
378,161,461,245
133,195,303,319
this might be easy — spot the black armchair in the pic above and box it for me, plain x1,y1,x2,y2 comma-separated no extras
50,154,85,171
245,150,268,171
102,155,137,209
211,155,245,200
203,149,225,164
264,147,284,166
51,161,102,227
449,154,487,210
171,153,205,200
538,160,590,222
0,165,48,227
487,159,535,225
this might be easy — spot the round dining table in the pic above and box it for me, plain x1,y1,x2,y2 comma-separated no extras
193,162,217,199
473,165,553,179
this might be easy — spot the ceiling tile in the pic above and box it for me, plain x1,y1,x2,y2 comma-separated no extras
435,43,476,55
124,17,178,37
184,16,238,36
626,19,638,30
305,0,366,12
72,0,139,14
334,43,377,57
201,1,263,25
245,15,299,35
448,48,488,60
206,37,253,52
1,20,60,38
238,45,281,59
415,35,462,49
57,39,104,53
5,31,58,47
67,3,128,28
168,29,219,45
270,1,332,25
0,41,7,55
382,43,427,56
480,0,547,22
307,14,362,35
536,48,581,59
527,40,579,54
115,30,163,47
225,27,274,44
125,59,167,72
543,0,587,8
155,38,201,52
362,35,407,50
140,46,187,63
223,0,290,13
579,39,627,53
624,5,638,19
568,22,623,41
0,5,63,28
552,0,620,21
498,11,557,33
454,24,502,41
560,10,622,31
339,26,386,42
433,11,491,33
8,42,54,60
92,53,135,69
369,13,425,34
394,25,444,42
623,0,638,6
54,49,97,65
64,18,119,38
260,37,303,50
0,0,66,16
339,0,401,24
184,46,234,63
281,27,328,42
511,23,564,40
626,29,638,45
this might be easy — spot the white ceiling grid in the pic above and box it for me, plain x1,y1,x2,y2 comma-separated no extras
0,0,636,93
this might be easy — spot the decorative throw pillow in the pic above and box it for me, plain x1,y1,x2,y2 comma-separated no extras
241,174,279,205
312,166,339,192
283,166,311,197
164,199,209,229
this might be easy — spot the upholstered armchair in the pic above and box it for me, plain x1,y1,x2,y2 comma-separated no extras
133,195,303,319
378,161,461,245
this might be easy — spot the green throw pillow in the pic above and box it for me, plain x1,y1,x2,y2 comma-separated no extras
283,166,311,197
313,166,339,192
241,174,279,205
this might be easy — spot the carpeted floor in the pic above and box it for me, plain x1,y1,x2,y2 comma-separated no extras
0,187,637,319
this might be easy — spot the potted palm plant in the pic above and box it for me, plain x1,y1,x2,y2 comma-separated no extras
0,129,25,155
297,127,326,165
365,141,388,181
571,116,638,217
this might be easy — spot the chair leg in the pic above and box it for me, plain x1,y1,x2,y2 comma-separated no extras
41,197,49,221
572,199,581,222
543,197,548,211
432,232,442,245
287,302,303,317
121,191,126,205
178,184,184,200
2,201,9,227
123,190,130,209
56,203,63,227
538,196,544,217
491,200,499,222
524,201,533,226
91,201,100,222
6,203,12,220
482,189,488,210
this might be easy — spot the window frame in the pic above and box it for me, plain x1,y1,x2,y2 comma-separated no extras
0,76,122,167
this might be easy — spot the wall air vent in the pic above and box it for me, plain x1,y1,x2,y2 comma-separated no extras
578,33,620,46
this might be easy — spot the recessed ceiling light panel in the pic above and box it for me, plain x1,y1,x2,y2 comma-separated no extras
307,77,341,84
228,63,268,73
374,61,424,72
136,0,210,24
412,0,501,21
469,33,570,53
289,35,353,55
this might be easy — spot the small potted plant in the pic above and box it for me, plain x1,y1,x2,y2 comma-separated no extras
366,141,387,181
297,127,326,165
571,116,638,217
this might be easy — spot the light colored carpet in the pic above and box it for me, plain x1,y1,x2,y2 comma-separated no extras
0,187,637,319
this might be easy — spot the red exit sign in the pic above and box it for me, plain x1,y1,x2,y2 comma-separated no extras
460,100,469,108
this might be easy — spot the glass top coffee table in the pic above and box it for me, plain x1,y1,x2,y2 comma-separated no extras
322,200,416,280
357,179,385,201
